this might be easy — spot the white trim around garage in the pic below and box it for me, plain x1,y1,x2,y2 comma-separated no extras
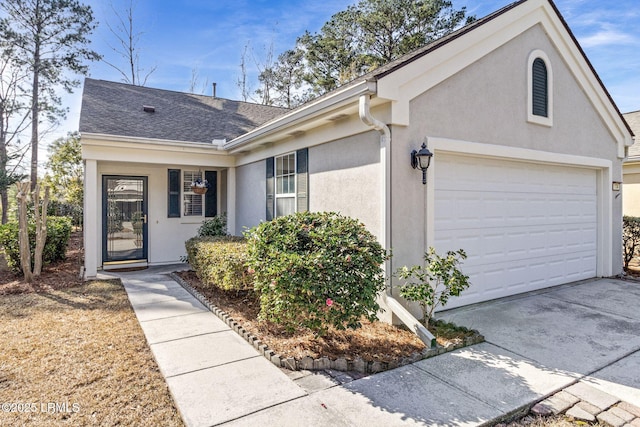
425,137,613,279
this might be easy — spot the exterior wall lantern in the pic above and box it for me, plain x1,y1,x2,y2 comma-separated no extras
411,142,433,185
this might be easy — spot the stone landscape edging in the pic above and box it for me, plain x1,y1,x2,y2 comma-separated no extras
170,272,484,374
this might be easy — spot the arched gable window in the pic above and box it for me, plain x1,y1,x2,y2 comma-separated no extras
527,50,553,126
532,58,548,116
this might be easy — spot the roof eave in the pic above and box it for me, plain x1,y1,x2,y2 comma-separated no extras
545,0,634,140
80,132,228,152
224,80,377,152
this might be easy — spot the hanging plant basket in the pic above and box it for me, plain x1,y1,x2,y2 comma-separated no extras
191,186,208,195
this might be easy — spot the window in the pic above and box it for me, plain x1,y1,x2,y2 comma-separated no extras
532,58,547,116
167,169,217,218
266,148,308,220
527,50,553,126
183,170,204,216
275,153,296,217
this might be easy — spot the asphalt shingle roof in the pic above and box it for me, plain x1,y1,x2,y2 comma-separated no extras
79,78,288,143
81,0,632,149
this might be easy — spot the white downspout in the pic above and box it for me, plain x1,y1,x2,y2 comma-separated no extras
358,91,436,348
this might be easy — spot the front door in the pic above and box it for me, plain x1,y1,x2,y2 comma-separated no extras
102,176,148,264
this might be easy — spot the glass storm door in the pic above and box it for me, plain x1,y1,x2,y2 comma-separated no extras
102,176,148,264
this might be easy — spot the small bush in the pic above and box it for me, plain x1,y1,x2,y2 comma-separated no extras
47,200,82,228
0,216,73,273
245,211,387,336
395,247,470,328
185,236,251,291
197,213,227,237
623,216,640,270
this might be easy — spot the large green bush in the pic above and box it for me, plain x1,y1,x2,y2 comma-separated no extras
245,211,387,336
185,236,252,291
0,216,73,273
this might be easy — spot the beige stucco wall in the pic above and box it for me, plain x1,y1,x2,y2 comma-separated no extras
232,132,382,239
95,162,213,266
388,23,623,281
235,160,265,235
623,183,640,217
408,25,620,163
309,131,382,239
623,163,640,217
388,124,425,275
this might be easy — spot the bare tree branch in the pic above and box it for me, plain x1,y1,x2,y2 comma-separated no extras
188,68,209,95
104,0,156,86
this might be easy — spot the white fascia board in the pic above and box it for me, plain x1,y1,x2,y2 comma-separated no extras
376,0,544,124
623,161,640,175
540,1,633,157
224,80,377,152
81,132,228,153
376,0,633,156
81,133,235,167
428,136,613,169
234,113,375,167
624,157,640,164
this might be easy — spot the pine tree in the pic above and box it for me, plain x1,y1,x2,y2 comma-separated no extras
0,0,101,190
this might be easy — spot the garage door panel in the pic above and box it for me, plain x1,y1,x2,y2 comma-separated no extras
444,251,596,308
435,155,596,195
434,154,598,309
434,223,596,267
435,191,596,230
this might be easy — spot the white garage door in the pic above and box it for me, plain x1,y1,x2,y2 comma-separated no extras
434,153,598,309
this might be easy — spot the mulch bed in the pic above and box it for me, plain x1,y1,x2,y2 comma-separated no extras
0,231,83,295
176,271,481,366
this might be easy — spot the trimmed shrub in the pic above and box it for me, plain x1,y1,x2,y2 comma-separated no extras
197,213,227,237
245,211,387,336
47,200,82,228
0,216,73,273
185,236,252,291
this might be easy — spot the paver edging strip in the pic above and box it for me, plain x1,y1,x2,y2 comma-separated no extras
170,271,484,374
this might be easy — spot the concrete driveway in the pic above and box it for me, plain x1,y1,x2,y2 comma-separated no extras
438,277,640,406
117,267,640,426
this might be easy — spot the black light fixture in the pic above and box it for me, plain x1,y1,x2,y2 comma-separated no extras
411,142,433,185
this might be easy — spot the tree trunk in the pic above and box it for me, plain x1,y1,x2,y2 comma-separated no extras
1,123,8,224
1,189,8,224
16,182,32,282
33,184,49,276
30,43,40,192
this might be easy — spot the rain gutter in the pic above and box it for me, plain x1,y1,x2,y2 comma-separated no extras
358,91,436,348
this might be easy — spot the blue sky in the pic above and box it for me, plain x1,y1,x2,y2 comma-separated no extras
56,0,639,151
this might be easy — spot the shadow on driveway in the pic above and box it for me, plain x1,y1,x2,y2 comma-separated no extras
438,278,640,406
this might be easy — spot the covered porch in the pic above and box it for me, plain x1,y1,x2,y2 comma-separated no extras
82,134,236,278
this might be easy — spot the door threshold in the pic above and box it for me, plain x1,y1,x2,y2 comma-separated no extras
103,261,148,271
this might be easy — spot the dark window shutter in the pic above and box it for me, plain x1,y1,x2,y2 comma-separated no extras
296,148,308,213
168,169,181,217
532,58,548,117
205,171,217,217
266,157,274,221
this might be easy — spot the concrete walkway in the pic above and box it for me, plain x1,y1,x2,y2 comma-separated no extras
107,267,640,427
